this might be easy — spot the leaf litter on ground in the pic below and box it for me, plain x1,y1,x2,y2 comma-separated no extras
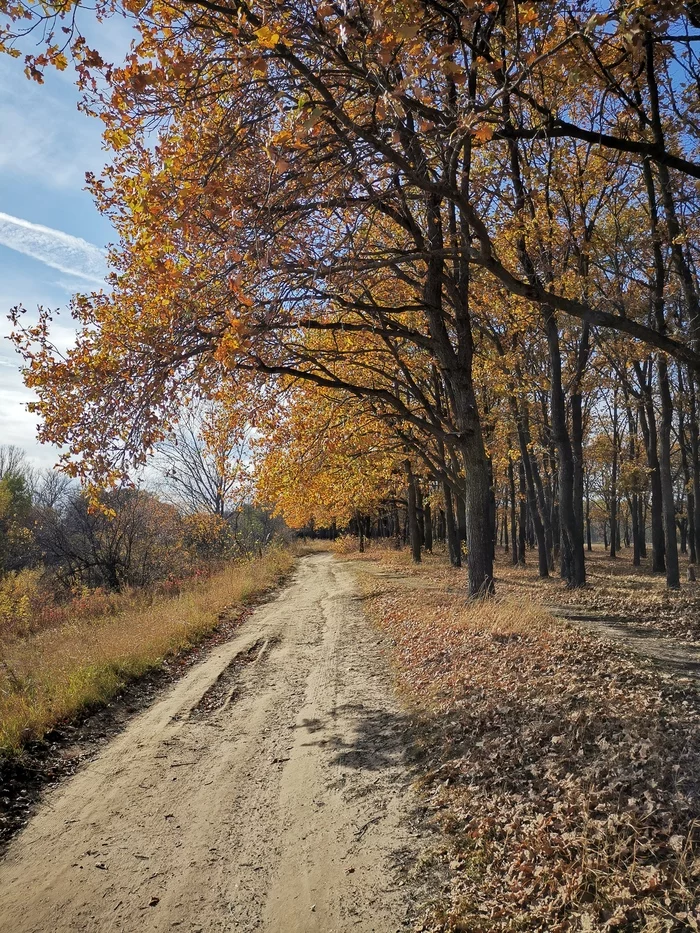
346,546,700,932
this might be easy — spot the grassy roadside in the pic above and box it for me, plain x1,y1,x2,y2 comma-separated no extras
0,545,298,757
345,547,700,932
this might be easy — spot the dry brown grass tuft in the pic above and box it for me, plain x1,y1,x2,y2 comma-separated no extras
460,596,551,639
0,546,294,756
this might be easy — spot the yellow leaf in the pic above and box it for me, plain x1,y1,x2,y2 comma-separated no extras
255,25,280,49
474,124,494,143
519,4,538,25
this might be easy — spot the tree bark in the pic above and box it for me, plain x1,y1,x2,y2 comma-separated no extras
415,481,426,547
644,33,682,588
678,388,696,564
610,393,619,560
638,495,647,559
405,462,421,563
638,390,666,572
518,459,527,565
657,359,681,587
585,472,592,551
461,428,495,596
512,398,549,577
424,499,433,553
443,482,461,567
508,457,518,565
630,493,641,566
688,371,700,563
544,308,586,586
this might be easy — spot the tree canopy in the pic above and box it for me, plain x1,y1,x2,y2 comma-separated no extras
5,0,700,593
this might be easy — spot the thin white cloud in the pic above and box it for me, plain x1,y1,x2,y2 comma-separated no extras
0,212,107,285
0,57,105,191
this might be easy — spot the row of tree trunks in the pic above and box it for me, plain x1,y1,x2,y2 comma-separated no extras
341,29,700,598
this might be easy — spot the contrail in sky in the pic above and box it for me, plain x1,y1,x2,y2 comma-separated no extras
0,211,107,285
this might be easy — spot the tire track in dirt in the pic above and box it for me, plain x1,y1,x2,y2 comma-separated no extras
0,554,426,933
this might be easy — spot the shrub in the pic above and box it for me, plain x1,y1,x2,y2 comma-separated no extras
0,546,296,756
0,569,45,640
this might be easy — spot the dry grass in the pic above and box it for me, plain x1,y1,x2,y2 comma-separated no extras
0,546,295,757
290,538,332,556
349,548,700,932
335,538,700,642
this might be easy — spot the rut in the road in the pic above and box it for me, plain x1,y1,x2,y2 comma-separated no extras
0,554,428,933
187,634,280,719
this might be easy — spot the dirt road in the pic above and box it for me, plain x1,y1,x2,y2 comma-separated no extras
550,605,700,681
0,554,424,933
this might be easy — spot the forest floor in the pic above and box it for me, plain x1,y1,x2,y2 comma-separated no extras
501,543,700,644
502,545,700,679
345,544,700,931
0,553,434,933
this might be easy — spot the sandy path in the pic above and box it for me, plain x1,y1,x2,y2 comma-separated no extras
0,554,421,933
550,605,700,680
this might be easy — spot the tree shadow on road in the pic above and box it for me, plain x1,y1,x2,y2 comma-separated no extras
295,702,419,774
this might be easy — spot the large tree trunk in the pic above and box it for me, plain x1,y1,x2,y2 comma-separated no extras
424,499,433,553
446,346,495,594
638,495,647,559
657,360,681,587
433,367,461,568
532,454,554,571
624,403,642,566
422,190,493,593
688,372,700,563
630,493,641,566
570,323,590,566
512,399,549,577
415,481,426,547
443,481,461,567
571,390,586,562
446,453,467,542
518,459,527,565
638,393,666,572
456,489,467,542
459,417,495,596
508,457,518,565
585,473,592,552
544,308,586,587
643,40,682,588
405,462,421,563
609,393,619,560
678,390,696,565
540,403,560,575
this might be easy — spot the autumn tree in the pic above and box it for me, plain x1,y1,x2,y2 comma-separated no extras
155,401,253,518
8,1,700,593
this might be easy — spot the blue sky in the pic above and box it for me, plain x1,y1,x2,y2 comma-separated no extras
0,20,133,468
